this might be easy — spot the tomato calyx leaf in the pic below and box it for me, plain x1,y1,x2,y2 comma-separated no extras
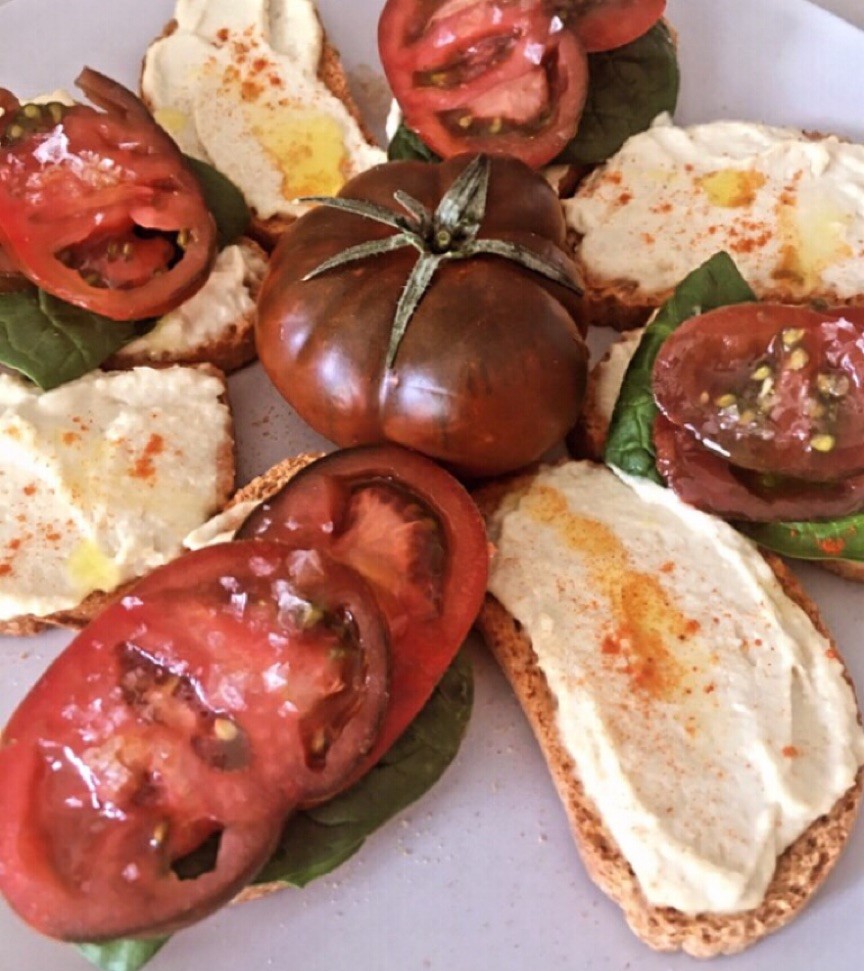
300,156,582,368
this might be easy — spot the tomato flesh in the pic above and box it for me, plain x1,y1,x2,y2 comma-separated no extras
0,542,388,940
652,304,864,483
0,68,215,321
572,0,666,52
236,445,489,781
379,0,590,168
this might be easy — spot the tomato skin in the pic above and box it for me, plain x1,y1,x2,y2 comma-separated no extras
236,445,489,781
256,156,588,477
0,541,389,941
0,68,216,321
572,0,666,52
379,0,590,168
652,304,864,483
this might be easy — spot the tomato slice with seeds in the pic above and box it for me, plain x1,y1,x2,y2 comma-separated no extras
654,413,864,522
379,0,589,168
652,304,864,483
0,68,215,321
236,444,489,782
571,0,666,52
0,542,388,941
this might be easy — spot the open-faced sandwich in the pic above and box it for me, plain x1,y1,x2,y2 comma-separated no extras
477,458,864,955
0,445,489,967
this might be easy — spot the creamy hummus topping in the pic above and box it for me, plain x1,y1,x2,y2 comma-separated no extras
0,367,231,620
488,461,864,913
565,117,864,302
142,0,385,220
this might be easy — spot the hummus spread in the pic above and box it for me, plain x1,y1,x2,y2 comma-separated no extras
488,461,864,913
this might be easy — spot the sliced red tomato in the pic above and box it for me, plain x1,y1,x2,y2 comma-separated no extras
654,414,864,521
572,0,666,52
236,445,489,783
379,0,589,168
0,541,389,941
652,304,864,483
0,68,215,321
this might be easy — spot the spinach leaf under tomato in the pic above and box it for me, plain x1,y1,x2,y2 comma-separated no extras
387,21,678,169
0,158,248,390
0,290,153,391
604,251,864,562
78,649,474,971
555,21,679,167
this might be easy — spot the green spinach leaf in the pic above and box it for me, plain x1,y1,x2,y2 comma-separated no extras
78,650,473,971
604,252,756,479
256,647,472,886
555,21,680,167
0,290,151,390
77,939,168,971
184,156,251,248
737,515,864,561
387,123,441,164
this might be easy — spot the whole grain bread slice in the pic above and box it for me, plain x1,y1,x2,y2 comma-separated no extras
474,474,864,957
563,125,864,332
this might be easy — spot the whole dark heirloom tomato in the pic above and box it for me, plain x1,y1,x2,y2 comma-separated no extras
256,154,588,477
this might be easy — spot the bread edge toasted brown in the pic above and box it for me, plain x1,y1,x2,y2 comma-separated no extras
0,365,237,638
473,470,864,957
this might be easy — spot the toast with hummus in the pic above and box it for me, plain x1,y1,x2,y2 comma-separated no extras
476,461,864,956
563,119,864,330
141,0,386,250
0,365,235,637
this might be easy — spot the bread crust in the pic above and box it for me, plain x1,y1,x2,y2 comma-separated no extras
474,474,864,956
0,365,236,637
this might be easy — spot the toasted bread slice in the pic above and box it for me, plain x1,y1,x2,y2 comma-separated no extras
475,467,864,956
563,121,864,330
0,365,236,637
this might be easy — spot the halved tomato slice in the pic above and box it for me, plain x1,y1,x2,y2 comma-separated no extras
236,444,489,781
652,304,864,482
0,68,215,320
0,542,388,941
572,0,666,52
379,0,589,168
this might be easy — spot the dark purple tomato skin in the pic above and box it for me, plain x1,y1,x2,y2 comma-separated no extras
256,155,588,478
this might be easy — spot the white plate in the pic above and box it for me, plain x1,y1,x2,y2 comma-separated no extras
2,1,864,969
